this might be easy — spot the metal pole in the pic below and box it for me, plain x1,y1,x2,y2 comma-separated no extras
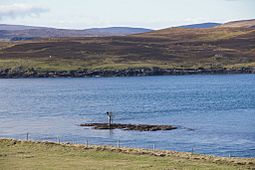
107,112,113,127
86,139,89,147
26,133,29,141
108,116,112,127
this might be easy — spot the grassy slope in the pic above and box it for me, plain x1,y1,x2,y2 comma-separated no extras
0,27,254,72
1,139,254,170
217,19,255,28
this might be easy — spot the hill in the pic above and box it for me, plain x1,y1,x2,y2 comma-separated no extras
0,24,152,40
0,24,44,31
0,19,254,77
218,19,255,28
83,27,152,35
177,23,221,28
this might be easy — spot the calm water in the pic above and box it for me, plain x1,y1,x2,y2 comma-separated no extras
0,75,255,157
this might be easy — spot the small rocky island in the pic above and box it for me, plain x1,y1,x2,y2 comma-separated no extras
80,123,177,131
81,112,177,131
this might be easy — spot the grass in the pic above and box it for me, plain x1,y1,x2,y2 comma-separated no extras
0,139,254,170
0,56,253,72
0,57,198,71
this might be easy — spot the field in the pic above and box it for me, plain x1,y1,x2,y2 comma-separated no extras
0,27,254,74
1,139,255,170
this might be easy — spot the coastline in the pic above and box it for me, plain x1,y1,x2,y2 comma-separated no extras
1,138,254,169
0,67,255,78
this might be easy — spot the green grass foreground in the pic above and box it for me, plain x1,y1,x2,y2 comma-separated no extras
0,139,254,170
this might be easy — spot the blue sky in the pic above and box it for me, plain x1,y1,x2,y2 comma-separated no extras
0,0,254,29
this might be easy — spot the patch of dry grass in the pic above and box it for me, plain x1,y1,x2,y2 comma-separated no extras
0,139,254,170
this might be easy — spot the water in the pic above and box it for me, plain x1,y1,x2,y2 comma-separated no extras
0,75,255,157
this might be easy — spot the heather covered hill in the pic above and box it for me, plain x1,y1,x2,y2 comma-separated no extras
0,24,152,40
0,19,254,77
217,19,255,28
0,24,44,31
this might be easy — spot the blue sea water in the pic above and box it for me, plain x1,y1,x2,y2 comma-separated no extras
0,74,254,157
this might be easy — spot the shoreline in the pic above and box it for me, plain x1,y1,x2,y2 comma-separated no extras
0,67,255,78
1,138,254,162
0,138,255,169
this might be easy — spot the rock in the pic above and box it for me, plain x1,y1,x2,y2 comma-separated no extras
0,67,255,78
80,123,177,131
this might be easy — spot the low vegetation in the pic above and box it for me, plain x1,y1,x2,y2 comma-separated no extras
1,139,254,170
0,26,254,76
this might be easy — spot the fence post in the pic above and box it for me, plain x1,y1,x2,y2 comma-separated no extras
86,139,89,147
152,144,155,150
58,136,60,144
117,140,120,148
26,133,29,141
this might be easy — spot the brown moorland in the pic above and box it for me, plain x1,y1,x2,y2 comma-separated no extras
0,19,254,77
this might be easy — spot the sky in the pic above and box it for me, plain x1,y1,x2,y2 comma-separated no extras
0,0,255,30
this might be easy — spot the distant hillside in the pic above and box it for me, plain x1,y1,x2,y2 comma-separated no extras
177,23,221,29
136,19,255,39
0,24,152,40
0,24,44,31
84,27,152,35
218,19,255,28
0,19,254,77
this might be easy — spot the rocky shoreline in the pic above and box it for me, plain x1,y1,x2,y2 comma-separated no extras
80,123,177,131
0,67,255,78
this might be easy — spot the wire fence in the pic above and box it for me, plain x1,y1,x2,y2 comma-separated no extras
21,133,157,150
4,132,203,156
1,132,239,158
